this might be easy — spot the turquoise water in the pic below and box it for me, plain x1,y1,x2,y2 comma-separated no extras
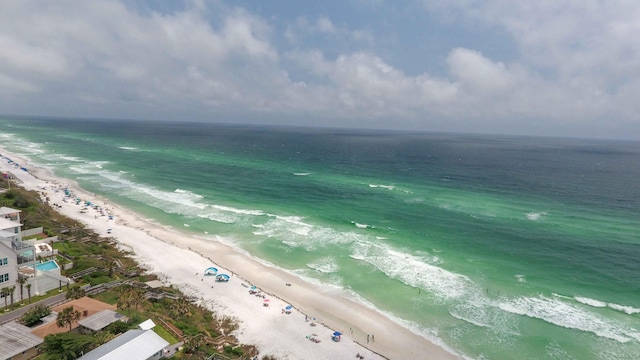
36,260,59,271
1,118,639,359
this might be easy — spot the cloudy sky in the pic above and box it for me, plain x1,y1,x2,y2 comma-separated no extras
1,0,639,139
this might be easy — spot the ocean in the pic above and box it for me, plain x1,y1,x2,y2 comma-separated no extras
1,117,638,359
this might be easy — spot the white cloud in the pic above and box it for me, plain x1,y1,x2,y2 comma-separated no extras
316,17,337,33
284,15,373,46
0,1,638,138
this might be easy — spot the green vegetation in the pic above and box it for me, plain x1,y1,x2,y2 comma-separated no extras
19,304,51,327
1,181,260,359
41,332,99,360
56,306,82,331
153,322,180,344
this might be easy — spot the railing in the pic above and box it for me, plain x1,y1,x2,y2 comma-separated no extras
69,267,98,280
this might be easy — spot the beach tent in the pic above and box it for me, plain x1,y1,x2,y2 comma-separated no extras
216,274,230,282
332,331,342,342
204,267,218,276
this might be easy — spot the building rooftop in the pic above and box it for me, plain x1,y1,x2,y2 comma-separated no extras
78,309,127,332
138,319,155,330
0,322,44,360
78,329,169,360
0,217,21,232
144,280,164,289
0,206,20,216
31,297,116,338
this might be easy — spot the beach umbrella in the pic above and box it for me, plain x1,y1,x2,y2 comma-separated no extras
333,331,342,336
285,305,293,310
250,285,257,290
216,274,230,282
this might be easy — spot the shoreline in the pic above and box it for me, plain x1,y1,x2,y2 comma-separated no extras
0,148,461,360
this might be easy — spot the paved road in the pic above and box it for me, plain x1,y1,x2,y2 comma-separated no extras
0,292,69,325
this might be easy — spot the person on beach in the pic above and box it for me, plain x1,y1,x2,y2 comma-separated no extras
367,334,370,343
372,334,375,342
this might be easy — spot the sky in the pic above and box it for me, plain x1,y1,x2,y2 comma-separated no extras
1,0,640,139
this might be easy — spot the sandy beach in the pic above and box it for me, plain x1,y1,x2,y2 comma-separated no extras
0,148,461,360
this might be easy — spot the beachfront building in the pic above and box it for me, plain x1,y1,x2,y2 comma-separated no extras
0,207,24,299
77,309,127,334
78,328,169,360
0,207,70,299
0,322,44,360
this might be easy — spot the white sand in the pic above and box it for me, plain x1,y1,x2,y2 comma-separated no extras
0,149,461,360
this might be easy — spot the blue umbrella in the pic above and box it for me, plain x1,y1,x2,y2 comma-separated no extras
285,305,293,310
333,331,342,336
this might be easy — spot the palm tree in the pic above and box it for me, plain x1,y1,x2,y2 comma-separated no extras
17,277,27,304
1,287,8,310
129,287,145,312
26,283,32,304
8,286,15,307
66,287,86,300
116,289,133,315
169,296,192,317
56,306,82,331
117,286,146,316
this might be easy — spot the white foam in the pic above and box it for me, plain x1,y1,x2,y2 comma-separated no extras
351,221,372,229
306,257,340,274
573,296,640,314
118,146,138,150
68,161,111,173
207,204,264,217
607,303,640,315
515,274,526,283
369,184,395,190
293,172,310,176
198,212,238,224
498,295,640,343
266,214,312,227
526,212,546,221
58,155,83,162
449,305,492,329
351,242,477,300
574,296,607,308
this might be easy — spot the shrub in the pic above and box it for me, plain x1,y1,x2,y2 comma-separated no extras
20,304,51,327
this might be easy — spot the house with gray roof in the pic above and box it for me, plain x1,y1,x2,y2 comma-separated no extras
0,322,43,360
78,329,169,360
77,309,127,333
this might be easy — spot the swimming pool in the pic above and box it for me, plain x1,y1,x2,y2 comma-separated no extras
36,260,59,271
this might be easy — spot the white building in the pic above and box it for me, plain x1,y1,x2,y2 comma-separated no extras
0,207,23,295
78,329,169,360
0,206,69,301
